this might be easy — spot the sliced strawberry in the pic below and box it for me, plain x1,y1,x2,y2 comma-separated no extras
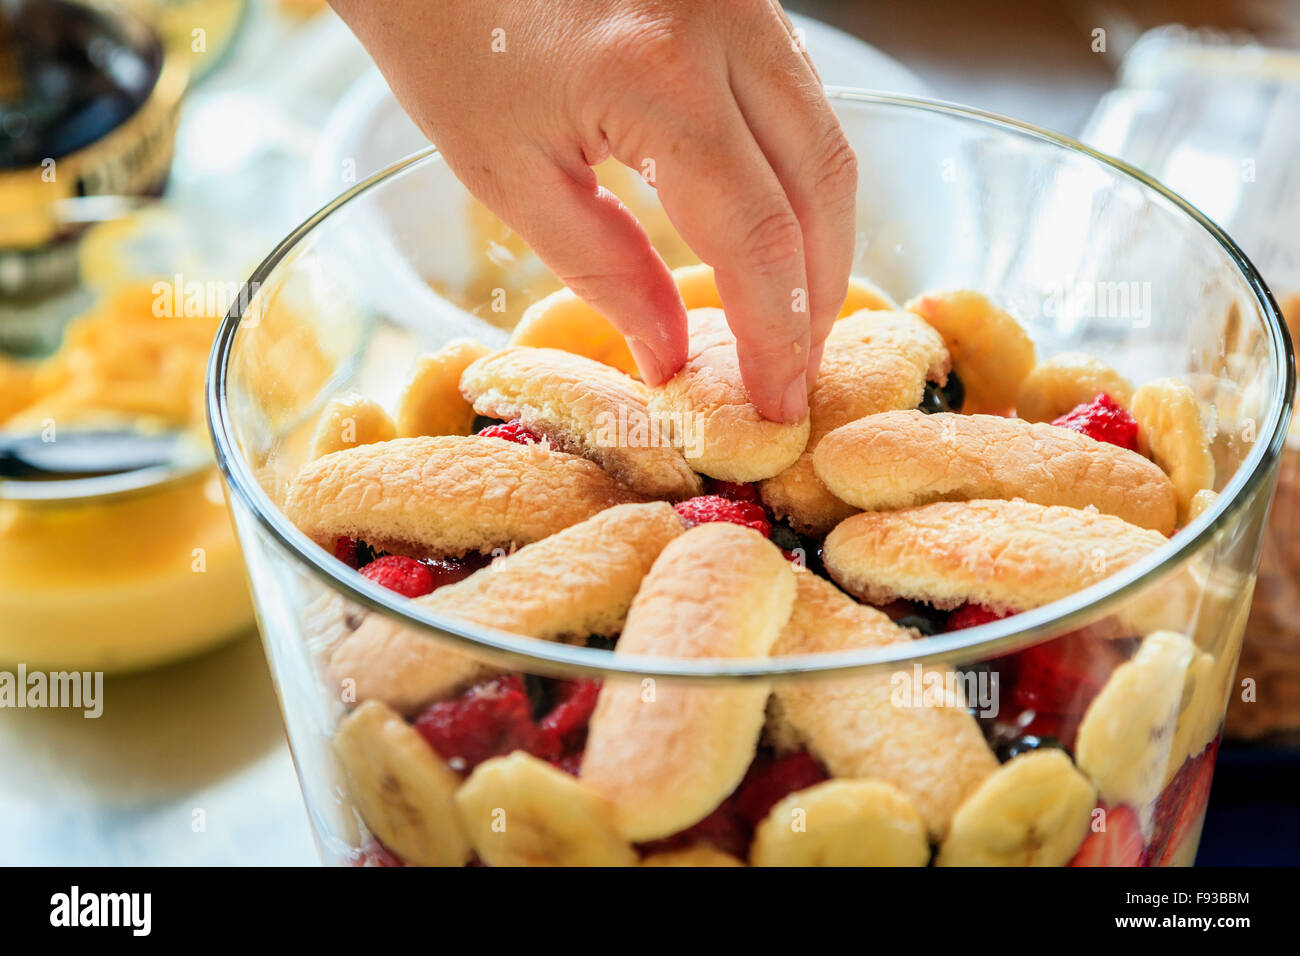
352,839,404,867
1148,737,1219,866
1068,804,1146,867
334,536,362,568
360,554,437,597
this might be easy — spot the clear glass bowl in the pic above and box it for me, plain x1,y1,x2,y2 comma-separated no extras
208,92,1293,867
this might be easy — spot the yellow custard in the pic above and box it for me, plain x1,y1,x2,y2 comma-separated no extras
0,281,254,672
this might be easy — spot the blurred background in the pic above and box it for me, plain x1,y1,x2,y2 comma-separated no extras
0,0,1297,865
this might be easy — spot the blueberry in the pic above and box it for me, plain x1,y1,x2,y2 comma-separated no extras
995,734,1066,763
471,414,504,433
894,614,940,636
770,524,802,552
584,634,617,651
916,371,966,415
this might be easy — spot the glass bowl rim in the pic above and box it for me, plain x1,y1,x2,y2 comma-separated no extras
206,89,1295,683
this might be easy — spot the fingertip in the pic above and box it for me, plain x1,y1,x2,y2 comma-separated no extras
779,373,809,423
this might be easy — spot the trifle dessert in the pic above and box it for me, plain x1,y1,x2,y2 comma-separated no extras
274,263,1237,867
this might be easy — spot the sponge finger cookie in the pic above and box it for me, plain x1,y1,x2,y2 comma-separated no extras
772,573,997,839
761,311,951,534
906,290,1035,415
327,502,684,713
460,346,700,500
647,308,810,481
284,435,641,558
581,523,796,841
814,410,1177,534
823,499,1168,612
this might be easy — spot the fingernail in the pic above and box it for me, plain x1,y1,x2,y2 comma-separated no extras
627,338,666,385
780,374,808,423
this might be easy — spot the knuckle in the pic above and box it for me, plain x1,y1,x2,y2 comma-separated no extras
738,206,804,273
812,132,859,201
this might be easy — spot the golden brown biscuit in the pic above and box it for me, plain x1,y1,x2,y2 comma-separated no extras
1015,352,1134,423
327,502,683,714
814,410,1177,534
395,339,492,437
460,346,700,500
581,523,796,841
772,573,997,839
307,395,397,460
906,290,1036,414
760,311,950,534
823,499,1168,611
283,435,641,558
647,308,810,481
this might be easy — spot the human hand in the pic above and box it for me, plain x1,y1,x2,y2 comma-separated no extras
331,0,858,422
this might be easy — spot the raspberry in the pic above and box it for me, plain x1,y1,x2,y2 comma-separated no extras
414,675,538,769
1051,393,1140,451
533,680,601,760
673,495,771,537
423,554,489,590
1003,630,1133,748
334,536,361,568
477,419,543,445
360,555,437,597
731,750,829,827
703,478,761,503
946,604,1009,631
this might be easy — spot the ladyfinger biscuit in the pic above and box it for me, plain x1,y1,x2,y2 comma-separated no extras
581,523,796,841
814,410,1177,534
460,346,700,500
772,573,997,840
327,502,684,713
395,339,492,437
647,308,810,482
760,311,950,534
823,499,1168,611
283,435,641,558
906,290,1035,415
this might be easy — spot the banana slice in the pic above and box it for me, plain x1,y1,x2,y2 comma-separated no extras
1167,649,1217,785
1015,352,1134,422
750,780,930,867
1131,378,1215,525
905,289,1036,414
335,700,471,867
396,339,492,437
455,751,637,867
640,846,746,867
308,395,396,459
510,288,638,376
1075,630,1195,811
839,276,898,315
936,749,1096,867
671,263,725,309
507,265,724,377
1186,488,1218,523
